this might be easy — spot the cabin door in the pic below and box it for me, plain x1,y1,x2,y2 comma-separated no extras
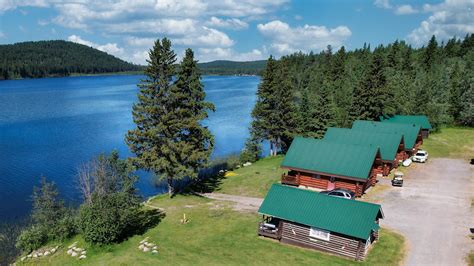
327,177,336,190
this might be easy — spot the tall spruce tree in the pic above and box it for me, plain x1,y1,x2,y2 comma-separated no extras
126,39,214,196
251,56,299,155
350,47,391,120
423,35,438,70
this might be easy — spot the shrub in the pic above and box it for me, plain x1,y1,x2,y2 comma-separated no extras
50,210,77,241
15,226,46,253
79,192,140,245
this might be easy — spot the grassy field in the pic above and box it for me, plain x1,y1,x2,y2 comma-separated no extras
19,195,405,265
215,156,284,197
422,127,474,159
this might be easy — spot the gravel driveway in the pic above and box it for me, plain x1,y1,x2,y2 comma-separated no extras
379,158,473,266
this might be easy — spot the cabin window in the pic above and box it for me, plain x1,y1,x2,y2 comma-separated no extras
309,227,330,241
313,174,320,179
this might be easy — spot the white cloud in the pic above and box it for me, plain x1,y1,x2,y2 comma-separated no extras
206,17,248,30
0,31,4,38
67,35,124,57
38,19,48,26
257,20,351,55
374,0,419,15
395,5,418,15
2,0,289,63
294,15,303,20
407,0,474,46
0,0,48,13
374,0,392,9
198,48,264,62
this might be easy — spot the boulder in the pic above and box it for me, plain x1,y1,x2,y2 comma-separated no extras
73,247,83,252
32,253,38,258
67,249,73,255
151,250,158,254
37,252,43,257
68,242,77,249
21,256,26,262
81,251,87,255
44,251,51,256
79,255,87,259
143,246,150,252
138,244,145,250
27,254,32,258
71,251,78,257
51,248,56,253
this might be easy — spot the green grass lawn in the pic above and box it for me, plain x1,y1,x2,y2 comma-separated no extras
422,127,474,159
19,195,405,265
215,156,284,198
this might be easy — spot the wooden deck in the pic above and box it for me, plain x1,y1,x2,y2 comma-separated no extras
281,174,299,186
258,222,281,240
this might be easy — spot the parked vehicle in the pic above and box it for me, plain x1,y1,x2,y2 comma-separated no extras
391,172,404,187
320,188,355,199
412,150,429,163
402,158,412,167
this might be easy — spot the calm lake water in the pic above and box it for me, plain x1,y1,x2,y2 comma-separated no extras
0,75,260,221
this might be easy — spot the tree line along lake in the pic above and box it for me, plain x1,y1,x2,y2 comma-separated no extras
0,74,260,221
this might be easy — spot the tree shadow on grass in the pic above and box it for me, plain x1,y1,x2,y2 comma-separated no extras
179,162,230,195
124,208,166,238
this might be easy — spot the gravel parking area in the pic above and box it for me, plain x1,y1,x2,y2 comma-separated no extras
379,158,473,266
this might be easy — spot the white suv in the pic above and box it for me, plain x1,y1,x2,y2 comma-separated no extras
412,150,428,163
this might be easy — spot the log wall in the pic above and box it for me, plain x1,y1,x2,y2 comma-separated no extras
299,174,328,189
280,221,368,260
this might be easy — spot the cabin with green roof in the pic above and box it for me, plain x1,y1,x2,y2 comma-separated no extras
280,137,382,197
380,115,432,138
323,127,406,175
352,120,423,156
258,184,384,260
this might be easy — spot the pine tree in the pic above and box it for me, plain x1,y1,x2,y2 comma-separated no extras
350,47,391,120
448,62,464,121
423,35,438,70
251,57,299,155
387,40,400,69
126,39,213,197
459,84,474,126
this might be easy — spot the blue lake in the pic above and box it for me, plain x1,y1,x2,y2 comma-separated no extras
0,75,260,221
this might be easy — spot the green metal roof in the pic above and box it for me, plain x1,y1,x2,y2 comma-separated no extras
382,115,432,130
258,184,383,240
352,120,421,150
281,137,379,180
324,127,403,162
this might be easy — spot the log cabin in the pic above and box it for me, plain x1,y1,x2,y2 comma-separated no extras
380,115,432,138
352,120,423,157
280,137,382,197
323,127,405,176
258,184,384,261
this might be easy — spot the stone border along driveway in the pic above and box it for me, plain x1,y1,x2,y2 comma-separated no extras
203,158,473,265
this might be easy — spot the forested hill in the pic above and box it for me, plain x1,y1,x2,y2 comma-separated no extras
197,60,266,75
243,34,474,156
0,40,142,80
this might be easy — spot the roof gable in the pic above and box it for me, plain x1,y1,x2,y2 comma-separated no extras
324,127,402,161
258,184,383,240
382,115,432,130
352,120,421,149
281,137,379,180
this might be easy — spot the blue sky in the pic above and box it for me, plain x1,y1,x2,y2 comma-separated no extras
0,0,472,64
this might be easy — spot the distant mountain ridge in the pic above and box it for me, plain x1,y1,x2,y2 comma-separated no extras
0,40,266,80
0,40,142,80
197,60,266,76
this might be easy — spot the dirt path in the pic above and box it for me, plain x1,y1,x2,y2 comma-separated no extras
201,193,263,212
379,158,473,266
